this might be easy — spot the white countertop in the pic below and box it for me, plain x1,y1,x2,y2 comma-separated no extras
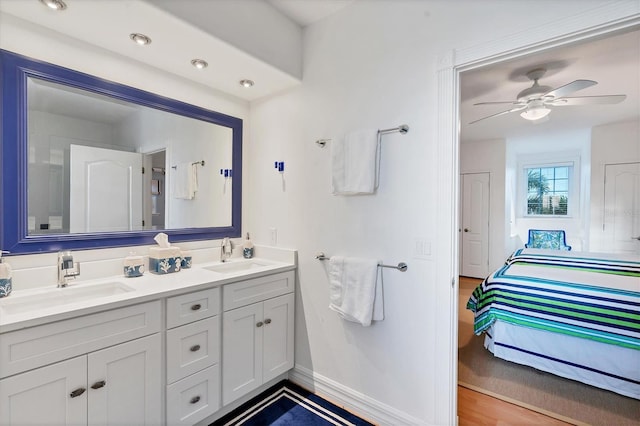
0,257,296,333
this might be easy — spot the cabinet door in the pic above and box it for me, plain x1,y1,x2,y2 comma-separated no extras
263,293,295,382
222,303,263,405
87,334,161,426
0,356,87,426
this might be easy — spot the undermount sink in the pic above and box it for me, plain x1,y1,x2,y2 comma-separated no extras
203,259,272,274
0,281,135,315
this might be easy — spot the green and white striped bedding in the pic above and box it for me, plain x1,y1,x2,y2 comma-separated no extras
506,248,640,277
467,251,640,351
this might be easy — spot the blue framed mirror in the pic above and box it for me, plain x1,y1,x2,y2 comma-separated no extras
1,50,242,254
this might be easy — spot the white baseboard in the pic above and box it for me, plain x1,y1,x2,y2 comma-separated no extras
289,365,426,426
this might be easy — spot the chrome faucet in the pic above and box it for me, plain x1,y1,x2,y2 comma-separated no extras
58,251,80,287
220,237,233,262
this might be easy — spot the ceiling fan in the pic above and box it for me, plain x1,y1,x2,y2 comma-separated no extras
470,68,626,124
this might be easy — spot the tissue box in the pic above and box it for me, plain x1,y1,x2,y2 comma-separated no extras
181,250,192,269
149,247,182,274
0,278,11,298
123,254,145,278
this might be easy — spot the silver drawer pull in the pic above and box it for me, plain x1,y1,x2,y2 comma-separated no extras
256,321,263,327
70,388,86,398
91,380,106,390
190,396,201,404
190,344,201,352
264,318,272,325
191,304,201,311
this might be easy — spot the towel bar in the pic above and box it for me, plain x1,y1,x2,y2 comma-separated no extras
315,124,409,147
171,160,205,169
315,252,407,272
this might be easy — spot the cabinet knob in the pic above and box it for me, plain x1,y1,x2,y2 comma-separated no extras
90,380,106,390
264,318,272,325
256,321,263,327
191,304,201,311
69,388,86,398
190,396,201,404
190,344,201,352
464,228,470,232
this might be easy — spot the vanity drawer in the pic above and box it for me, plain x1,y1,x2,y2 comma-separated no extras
223,271,294,311
0,301,161,379
166,316,220,384
167,287,220,329
166,364,220,426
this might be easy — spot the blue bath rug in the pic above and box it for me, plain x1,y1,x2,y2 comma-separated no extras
212,380,374,426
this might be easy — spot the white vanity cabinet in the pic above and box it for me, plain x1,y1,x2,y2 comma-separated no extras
222,271,295,405
165,287,221,425
0,301,162,425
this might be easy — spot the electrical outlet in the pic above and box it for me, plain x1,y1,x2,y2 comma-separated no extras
269,227,277,246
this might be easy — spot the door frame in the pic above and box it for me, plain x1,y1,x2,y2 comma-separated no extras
434,6,640,424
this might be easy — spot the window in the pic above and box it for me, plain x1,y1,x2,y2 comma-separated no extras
526,165,571,216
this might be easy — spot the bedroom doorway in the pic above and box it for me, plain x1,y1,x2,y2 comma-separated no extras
441,10,640,425
460,172,490,278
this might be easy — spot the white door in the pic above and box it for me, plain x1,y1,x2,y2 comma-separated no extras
263,293,295,383
603,162,640,254
222,303,263,405
0,356,87,426
87,334,161,426
460,173,490,278
70,145,142,233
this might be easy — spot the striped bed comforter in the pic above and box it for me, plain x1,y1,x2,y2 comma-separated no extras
467,249,640,351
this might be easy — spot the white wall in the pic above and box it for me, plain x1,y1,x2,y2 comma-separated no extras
590,119,640,251
460,139,507,271
246,1,616,423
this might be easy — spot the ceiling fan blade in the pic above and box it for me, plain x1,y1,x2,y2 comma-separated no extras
469,105,526,124
473,101,522,106
543,79,597,99
549,94,627,106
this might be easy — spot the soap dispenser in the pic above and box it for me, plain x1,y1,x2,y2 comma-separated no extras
0,251,12,297
243,233,254,259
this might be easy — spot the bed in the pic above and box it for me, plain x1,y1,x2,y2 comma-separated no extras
466,248,640,399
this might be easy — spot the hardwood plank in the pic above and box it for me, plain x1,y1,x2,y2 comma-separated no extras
457,386,574,426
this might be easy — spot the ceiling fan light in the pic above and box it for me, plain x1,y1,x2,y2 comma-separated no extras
40,0,67,10
520,106,551,121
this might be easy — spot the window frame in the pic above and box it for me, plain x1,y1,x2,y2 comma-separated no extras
518,156,580,219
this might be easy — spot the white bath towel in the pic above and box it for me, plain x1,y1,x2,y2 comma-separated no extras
328,256,384,326
331,129,379,195
172,162,198,199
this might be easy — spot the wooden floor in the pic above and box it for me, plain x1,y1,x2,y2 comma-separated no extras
458,386,573,426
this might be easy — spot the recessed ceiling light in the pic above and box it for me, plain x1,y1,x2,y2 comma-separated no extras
39,0,67,10
239,79,254,88
129,33,152,46
191,59,208,70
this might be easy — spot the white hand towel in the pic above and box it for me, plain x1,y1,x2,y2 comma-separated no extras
172,163,198,199
331,129,379,195
328,256,384,326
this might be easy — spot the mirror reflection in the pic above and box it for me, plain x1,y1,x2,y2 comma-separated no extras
27,77,233,235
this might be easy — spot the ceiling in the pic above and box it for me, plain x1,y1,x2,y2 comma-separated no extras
267,0,354,27
460,28,640,143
